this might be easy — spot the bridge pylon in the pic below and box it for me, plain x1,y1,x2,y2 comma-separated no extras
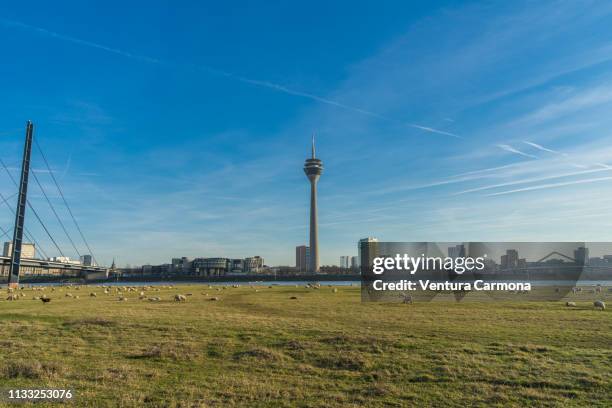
8,121,34,288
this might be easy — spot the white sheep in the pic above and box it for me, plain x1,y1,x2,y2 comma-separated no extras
174,294,187,302
565,301,576,307
594,300,606,310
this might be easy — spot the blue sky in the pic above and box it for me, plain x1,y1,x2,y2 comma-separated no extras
2,1,612,267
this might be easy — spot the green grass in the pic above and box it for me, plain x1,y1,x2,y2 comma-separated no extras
0,284,610,407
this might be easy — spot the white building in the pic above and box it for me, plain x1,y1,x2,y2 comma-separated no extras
3,242,36,259
48,256,80,265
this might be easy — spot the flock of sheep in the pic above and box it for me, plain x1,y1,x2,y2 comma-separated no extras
563,285,608,310
2,283,607,310
2,284,222,303
2,282,339,304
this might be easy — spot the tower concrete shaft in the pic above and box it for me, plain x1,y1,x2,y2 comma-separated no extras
309,176,319,273
304,136,323,273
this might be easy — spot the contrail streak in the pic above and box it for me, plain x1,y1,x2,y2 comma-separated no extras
486,175,612,196
497,144,538,159
523,141,566,155
454,167,612,195
0,18,461,139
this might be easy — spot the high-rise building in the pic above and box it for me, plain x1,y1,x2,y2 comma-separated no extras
3,242,35,259
295,245,310,272
80,254,95,266
350,256,359,270
340,256,350,269
358,237,379,274
501,249,519,269
448,244,466,258
574,246,589,265
304,136,323,273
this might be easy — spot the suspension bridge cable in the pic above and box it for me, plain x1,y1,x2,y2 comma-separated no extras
0,192,17,207
0,225,10,240
25,201,65,258
0,190,49,260
30,168,82,258
0,157,60,259
34,138,98,265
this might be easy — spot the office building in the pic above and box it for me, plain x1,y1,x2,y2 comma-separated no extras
3,242,36,259
448,244,466,258
340,256,350,268
501,249,519,269
244,256,264,273
296,245,310,273
574,246,589,265
359,237,379,273
80,254,95,266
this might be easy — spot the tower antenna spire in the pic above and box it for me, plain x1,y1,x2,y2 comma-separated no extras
311,134,316,159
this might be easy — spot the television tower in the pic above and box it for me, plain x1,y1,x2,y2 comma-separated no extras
304,135,323,273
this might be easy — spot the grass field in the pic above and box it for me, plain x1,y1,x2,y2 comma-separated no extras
0,284,610,407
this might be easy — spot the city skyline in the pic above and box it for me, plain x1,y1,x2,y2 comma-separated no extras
2,2,612,266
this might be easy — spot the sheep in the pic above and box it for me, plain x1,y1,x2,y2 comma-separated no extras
572,287,578,294
332,288,338,293
595,286,602,294
565,301,576,307
118,296,127,301
290,296,298,300
65,293,73,298
6,294,19,301
90,292,97,297
174,294,187,302
148,297,161,302
209,297,220,301
594,300,606,310
139,291,145,297
402,293,413,304
74,295,80,299
40,297,51,303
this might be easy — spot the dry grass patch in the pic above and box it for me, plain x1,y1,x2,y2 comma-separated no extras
1,360,65,380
